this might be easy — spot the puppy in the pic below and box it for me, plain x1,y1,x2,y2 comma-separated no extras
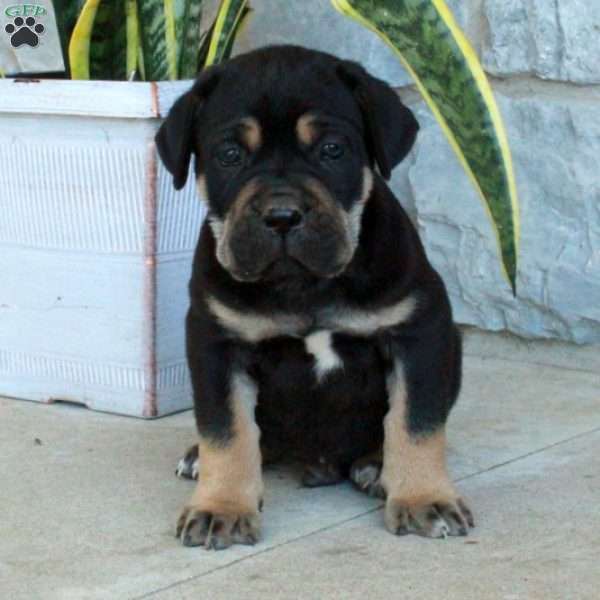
156,45,473,550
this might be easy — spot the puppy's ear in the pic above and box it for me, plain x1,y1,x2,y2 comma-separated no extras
337,61,419,180
155,68,220,190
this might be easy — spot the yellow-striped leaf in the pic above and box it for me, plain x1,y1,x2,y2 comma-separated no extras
331,0,520,293
125,0,140,78
164,0,178,79
204,0,250,67
68,0,102,80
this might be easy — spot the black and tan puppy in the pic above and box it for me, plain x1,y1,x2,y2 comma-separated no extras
156,45,473,550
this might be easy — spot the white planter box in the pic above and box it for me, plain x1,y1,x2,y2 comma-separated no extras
0,79,203,417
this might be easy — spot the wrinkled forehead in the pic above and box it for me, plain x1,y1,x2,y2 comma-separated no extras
201,62,363,144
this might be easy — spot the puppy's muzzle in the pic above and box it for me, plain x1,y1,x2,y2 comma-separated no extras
216,175,354,281
263,206,303,235
261,186,305,236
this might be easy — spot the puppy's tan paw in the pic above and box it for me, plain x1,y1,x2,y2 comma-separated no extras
176,506,260,550
384,495,474,539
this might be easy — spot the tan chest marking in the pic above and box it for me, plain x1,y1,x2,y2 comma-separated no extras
206,295,308,342
321,295,417,336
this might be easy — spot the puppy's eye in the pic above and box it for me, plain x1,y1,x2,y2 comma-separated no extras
216,144,243,167
319,142,344,161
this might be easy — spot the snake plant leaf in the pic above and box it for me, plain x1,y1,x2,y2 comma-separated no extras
176,0,204,78
53,0,87,77
204,0,250,67
219,5,251,63
331,0,520,293
126,0,140,78
196,20,215,69
136,0,172,80
89,0,127,80
69,0,102,80
164,0,178,78
136,0,203,80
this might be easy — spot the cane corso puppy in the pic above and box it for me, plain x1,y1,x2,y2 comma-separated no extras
156,45,473,550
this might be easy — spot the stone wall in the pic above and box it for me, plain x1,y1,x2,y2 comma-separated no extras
231,0,600,344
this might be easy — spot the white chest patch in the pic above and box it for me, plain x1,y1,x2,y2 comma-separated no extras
304,330,343,381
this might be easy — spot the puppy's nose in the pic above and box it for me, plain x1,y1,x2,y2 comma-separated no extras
263,207,303,234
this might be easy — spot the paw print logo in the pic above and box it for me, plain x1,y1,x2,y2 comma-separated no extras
5,16,45,48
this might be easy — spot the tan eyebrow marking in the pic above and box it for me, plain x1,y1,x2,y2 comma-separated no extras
296,113,320,146
239,117,262,152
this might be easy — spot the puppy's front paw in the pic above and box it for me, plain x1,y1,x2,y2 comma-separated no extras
177,506,260,550
384,495,474,539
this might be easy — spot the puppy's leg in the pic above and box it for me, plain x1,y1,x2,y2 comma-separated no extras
175,434,284,482
380,330,474,538
177,331,263,550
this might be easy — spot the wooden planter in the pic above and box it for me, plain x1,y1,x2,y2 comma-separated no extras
0,79,203,417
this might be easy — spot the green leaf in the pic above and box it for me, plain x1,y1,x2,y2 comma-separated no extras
164,0,178,78
219,5,251,63
204,0,250,67
69,0,102,80
331,0,520,293
54,0,87,77
89,0,127,80
196,19,215,69
176,0,204,78
136,0,171,80
126,0,140,78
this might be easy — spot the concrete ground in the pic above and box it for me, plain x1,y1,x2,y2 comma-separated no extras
1,334,600,600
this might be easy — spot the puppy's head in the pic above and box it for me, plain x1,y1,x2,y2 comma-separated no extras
156,45,418,282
